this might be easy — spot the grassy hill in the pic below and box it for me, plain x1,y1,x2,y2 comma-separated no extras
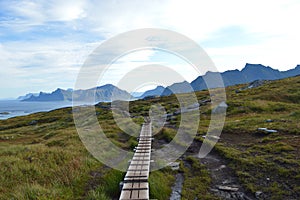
0,76,299,199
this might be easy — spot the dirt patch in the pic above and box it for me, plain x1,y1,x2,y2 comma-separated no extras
200,150,255,200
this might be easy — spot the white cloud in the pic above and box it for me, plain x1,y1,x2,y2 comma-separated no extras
1,0,300,98
8,0,86,22
0,39,99,97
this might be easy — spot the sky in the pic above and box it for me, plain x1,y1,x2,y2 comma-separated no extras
0,0,300,99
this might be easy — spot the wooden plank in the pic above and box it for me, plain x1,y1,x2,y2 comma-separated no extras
131,190,139,199
139,190,149,199
139,189,149,199
120,190,131,199
119,122,152,200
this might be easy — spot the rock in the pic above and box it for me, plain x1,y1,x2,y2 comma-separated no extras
119,181,124,191
199,99,211,104
212,101,228,114
266,119,273,122
217,185,239,192
220,190,232,199
207,135,220,140
168,162,180,170
237,192,245,198
210,188,219,193
222,179,232,184
29,120,38,125
0,112,9,115
266,129,277,133
257,128,278,134
258,128,268,131
255,191,263,198
247,80,268,89
220,165,226,169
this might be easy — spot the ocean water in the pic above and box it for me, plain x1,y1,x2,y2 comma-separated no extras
0,100,74,120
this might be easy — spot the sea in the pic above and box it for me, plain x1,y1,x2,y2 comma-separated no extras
0,100,74,120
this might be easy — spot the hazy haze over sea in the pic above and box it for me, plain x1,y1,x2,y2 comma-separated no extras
0,100,74,120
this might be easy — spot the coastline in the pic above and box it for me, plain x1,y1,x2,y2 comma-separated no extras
0,100,74,120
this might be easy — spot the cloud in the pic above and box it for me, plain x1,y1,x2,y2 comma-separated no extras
0,39,99,96
1,0,86,23
0,0,300,98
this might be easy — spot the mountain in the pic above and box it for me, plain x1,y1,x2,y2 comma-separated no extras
282,65,300,77
139,86,165,99
73,84,131,102
19,64,300,101
161,81,194,96
17,93,39,101
22,84,132,102
24,89,72,101
164,63,300,95
131,92,144,98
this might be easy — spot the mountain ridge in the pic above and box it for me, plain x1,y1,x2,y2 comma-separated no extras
22,84,132,102
163,63,300,96
19,63,300,101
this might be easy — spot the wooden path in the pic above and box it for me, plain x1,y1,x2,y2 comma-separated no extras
119,121,152,200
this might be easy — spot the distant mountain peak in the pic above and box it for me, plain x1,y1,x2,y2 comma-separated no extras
189,63,300,94
243,63,266,70
53,88,63,93
155,86,165,90
21,84,132,102
205,71,218,75
102,83,114,87
17,93,39,101
18,63,300,101
139,85,165,99
96,84,116,90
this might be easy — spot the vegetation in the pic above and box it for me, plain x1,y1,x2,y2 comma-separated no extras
0,76,300,199
149,168,175,200
198,76,300,199
0,106,128,199
181,156,218,200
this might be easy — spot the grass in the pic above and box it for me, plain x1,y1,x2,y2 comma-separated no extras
149,168,175,200
0,75,300,199
167,76,300,199
181,156,218,200
0,143,99,199
0,105,133,199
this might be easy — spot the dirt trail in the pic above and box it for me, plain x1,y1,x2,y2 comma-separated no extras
169,173,184,200
199,150,255,200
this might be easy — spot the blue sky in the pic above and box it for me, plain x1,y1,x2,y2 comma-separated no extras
0,0,300,98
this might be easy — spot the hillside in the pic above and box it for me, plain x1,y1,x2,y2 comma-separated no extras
0,76,300,199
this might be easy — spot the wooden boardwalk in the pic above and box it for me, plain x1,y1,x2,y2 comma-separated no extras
119,122,152,200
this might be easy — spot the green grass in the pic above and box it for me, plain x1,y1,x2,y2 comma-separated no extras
0,76,300,199
181,156,218,200
149,168,175,200
0,105,133,199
